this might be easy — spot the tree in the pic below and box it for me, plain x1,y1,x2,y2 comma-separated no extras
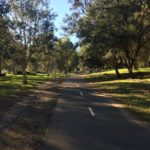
32,8,56,76
55,38,76,75
65,0,150,77
0,0,10,75
9,0,56,83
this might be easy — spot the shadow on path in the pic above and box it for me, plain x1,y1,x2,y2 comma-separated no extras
42,77,150,150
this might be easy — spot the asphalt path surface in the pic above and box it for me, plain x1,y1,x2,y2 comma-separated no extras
42,76,150,150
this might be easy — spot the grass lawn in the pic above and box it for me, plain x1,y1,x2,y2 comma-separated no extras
0,73,66,121
0,73,65,150
0,73,66,95
85,68,150,123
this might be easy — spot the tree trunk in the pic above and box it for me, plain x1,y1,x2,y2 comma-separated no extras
47,58,51,76
113,53,121,78
0,51,2,75
35,61,38,73
114,66,121,78
12,61,16,75
22,65,28,84
54,63,57,79
127,66,134,78
144,61,149,68
65,61,68,76
133,63,138,70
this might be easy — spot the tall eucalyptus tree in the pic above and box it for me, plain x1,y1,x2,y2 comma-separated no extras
9,0,56,83
0,0,10,75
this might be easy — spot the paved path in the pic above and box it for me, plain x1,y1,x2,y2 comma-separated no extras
43,76,150,150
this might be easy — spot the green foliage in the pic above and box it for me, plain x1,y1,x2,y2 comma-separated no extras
55,37,78,74
0,0,56,83
65,0,150,77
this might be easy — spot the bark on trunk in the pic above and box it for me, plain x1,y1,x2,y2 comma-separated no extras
127,66,134,78
114,67,121,78
124,56,134,78
113,53,121,78
133,63,138,70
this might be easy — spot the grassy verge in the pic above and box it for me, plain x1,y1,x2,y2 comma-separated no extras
0,73,66,95
85,68,150,123
0,73,66,120
0,73,65,150
0,74,45,119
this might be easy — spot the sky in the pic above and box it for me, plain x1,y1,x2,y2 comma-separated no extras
49,0,78,43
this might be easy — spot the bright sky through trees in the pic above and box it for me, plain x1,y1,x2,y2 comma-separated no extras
49,0,69,37
49,0,78,43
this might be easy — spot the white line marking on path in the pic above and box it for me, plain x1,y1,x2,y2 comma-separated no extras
88,107,95,117
80,91,83,96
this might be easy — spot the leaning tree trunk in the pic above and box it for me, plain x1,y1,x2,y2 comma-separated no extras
124,51,135,78
113,53,121,78
127,65,134,78
114,66,121,78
